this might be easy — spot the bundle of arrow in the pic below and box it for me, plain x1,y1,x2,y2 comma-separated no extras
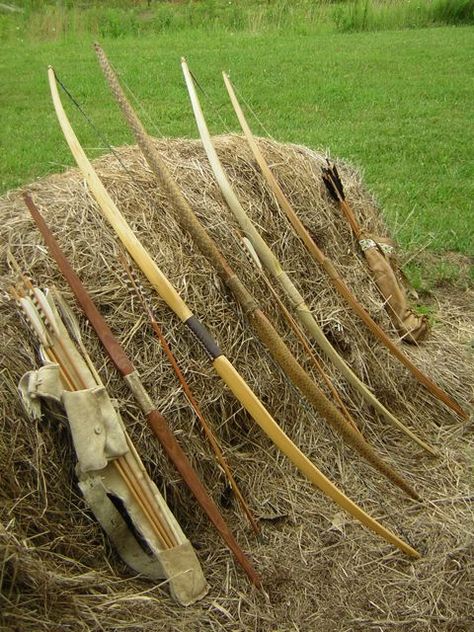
0,46,472,631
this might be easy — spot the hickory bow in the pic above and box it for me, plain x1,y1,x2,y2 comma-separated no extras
181,60,438,451
221,73,467,425
47,62,419,558
94,42,421,503
24,192,261,588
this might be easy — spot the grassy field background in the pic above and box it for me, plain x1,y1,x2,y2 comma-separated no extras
1,2,473,266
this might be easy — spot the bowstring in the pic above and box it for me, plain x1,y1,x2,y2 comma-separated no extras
227,75,276,142
189,67,233,135
55,73,133,178
107,58,165,140
190,67,277,144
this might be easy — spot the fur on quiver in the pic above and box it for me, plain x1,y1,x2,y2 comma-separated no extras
1,135,473,631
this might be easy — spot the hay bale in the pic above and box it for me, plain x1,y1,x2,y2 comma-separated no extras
0,135,472,631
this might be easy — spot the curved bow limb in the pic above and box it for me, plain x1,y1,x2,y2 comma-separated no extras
47,62,420,558
93,43,422,503
181,60,440,453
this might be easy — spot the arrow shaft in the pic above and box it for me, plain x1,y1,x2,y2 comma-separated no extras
16,284,178,550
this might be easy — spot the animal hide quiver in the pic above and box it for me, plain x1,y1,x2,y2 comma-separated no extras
322,162,429,344
358,235,429,344
18,290,208,606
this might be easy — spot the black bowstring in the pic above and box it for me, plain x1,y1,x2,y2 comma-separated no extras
55,71,132,178
226,75,276,142
189,67,233,134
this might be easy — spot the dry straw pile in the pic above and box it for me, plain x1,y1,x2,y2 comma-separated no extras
1,135,473,631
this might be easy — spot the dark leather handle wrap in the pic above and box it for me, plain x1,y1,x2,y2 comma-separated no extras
184,315,222,360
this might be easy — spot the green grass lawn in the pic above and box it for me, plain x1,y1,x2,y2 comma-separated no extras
1,25,473,255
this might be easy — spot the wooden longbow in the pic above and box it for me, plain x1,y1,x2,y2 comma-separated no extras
24,193,261,588
94,42,423,500
47,64,419,558
118,253,259,534
222,73,466,421
181,59,435,451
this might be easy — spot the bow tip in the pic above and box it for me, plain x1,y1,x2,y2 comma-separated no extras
47,65,57,82
22,191,32,204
